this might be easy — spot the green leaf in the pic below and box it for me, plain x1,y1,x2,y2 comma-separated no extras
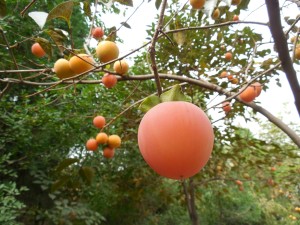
44,28,68,54
155,0,162,9
106,26,117,42
55,158,79,173
0,0,7,18
121,22,131,29
115,0,133,6
79,166,95,185
46,1,74,28
139,95,161,113
51,176,70,192
160,84,189,102
35,37,53,59
83,0,92,19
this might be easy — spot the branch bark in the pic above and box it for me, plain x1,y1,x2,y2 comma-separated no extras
265,0,300,117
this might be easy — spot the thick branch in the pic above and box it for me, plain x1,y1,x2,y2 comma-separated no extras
265,0,300,116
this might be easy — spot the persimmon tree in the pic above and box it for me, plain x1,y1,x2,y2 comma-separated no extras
0,0,300,224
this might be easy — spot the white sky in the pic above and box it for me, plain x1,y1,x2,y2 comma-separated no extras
96,0,300,135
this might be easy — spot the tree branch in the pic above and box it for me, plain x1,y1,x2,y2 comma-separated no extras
265,0,300,116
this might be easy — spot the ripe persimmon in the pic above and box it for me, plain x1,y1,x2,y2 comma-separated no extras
233,15,239,21
235,180,243,186
189,0,205,9
231,78,239,84
251,82,262,97
92,27,104,39
86,138,98,151
220,71,228,78
31,43,46,58
239,86,257,102
93,116,106,129
102,73,117,88
113,60,129,75
108,135,121,148
138,101,214,180
69,54,94,74
103,147,115,159
96,132,108,144
225,52,233,60
54,58,75,79
96,41,119,63
222,101,231,113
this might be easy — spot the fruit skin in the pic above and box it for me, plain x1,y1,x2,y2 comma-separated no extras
231,0,241,5
92,27,104,39
251,82,262,97
212,8,220,20
189,0,205,9
295,47,300,60
102,73,117,88
96,41,119,63
31,43,46,58
231,78,239,84
220,71,228,78
54,58,75,79
93,116,106,129
86,138,98,151
138,101,214,180
233,15,239,21
103,147,115,159
239,86,257,102
96,132,108,144
69,54,94,74
108,135,121,148
235,180,243,186
113,60,129,75
222,101,231,113
225,52,233,60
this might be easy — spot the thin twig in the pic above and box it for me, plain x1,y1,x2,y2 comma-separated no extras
20,0,37,17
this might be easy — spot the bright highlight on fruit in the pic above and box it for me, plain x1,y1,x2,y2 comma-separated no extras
31,43,46,58
138,101,214,180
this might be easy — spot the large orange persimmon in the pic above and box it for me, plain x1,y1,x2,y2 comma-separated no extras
138,101,214,180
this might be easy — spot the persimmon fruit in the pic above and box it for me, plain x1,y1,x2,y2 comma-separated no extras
69,54,94,74
235,180,243,186
222,101,231,113
220,71,228,78
295,47,300,60
31,43,46,58
96,132,108,144
86,138,98,151
212,8,220,20
103,147,115,159
54,58,75,79
189,0,205,9
239,86,256,102
138,101,214,180
251,82,262,97
113,60,129,75
92,27,104,39
231,78,239,84
233,15,239,21
108,135,121,148
93,116,106,129
102,73,117,88
225,52,233,60
96,41,119,63
231,0,241,5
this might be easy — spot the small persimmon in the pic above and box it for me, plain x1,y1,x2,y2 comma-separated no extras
189,0,205,9
108,135,121,148
31,43,46,58
93,116,106,129
222,101,231,113
251,82,262,97
69,54,94,74
235,180,243,186
225,52,233,61
233,15,239,21
113,60,129,75
212,8,220,20
92,27,104,39
86,138,98,151
96,132,108,144
103,147,115,159
102,73,117,88
220,71,228,78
